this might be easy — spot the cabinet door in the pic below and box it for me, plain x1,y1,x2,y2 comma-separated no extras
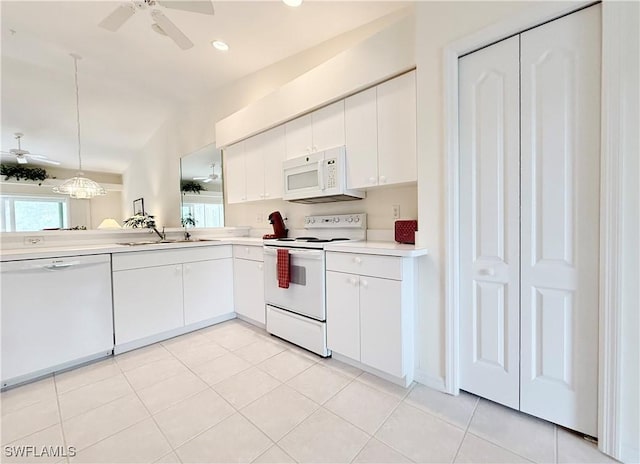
377,71,417,185
520,5,601,436
113,265,184,345
224,142,246,203
359,276,403,377
184,258,234,325
233,258,265,324
345,88,378,189
262,125,286,200
326,271,360,360
312,100,345,152
285,114,313,159
244,134,266,202
459,36,521,410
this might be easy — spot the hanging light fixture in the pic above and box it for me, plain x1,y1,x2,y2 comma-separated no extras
53,53,106,199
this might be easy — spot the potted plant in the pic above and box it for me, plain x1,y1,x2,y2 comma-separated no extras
122,213,156,229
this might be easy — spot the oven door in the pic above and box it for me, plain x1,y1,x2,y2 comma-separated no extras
282,152,325,201
263,246,325,321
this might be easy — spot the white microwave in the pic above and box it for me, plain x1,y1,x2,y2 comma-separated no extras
282,147,365,204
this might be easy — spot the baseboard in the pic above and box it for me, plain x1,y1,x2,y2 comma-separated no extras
114,313,236,354
331,352,412,388
414,367,447,392
236,314,266,330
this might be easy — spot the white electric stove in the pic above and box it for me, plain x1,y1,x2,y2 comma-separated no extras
263,214,366,356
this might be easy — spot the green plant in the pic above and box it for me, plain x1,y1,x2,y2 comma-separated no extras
181,212,196,228
0,164,49,185
122,213,156,229
181,181,205,194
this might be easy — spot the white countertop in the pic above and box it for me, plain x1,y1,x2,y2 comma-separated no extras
324,241,429,257
0,237,265,262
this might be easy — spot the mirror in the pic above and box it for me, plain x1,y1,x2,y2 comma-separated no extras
180,143,224,228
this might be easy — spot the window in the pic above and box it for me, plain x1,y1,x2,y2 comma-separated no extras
181,202,224,228
1,195,69,232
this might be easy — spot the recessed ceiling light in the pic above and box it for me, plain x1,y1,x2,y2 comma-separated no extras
212,40,229,51
283,0,303,7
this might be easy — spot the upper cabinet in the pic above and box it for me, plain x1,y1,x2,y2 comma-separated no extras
225,126,286,204
345,70,417,189
224,71,416,204
285,101,345,159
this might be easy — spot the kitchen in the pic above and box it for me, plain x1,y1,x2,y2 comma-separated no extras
3,3,633,462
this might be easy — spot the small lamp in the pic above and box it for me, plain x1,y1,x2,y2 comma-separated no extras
97,218,122,229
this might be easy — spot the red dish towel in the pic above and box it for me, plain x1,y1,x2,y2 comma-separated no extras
277,248,290,289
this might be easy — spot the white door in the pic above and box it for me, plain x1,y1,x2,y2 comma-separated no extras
345,87,379,189
184,259,234,325
377,71,417,186
234,258,266,324
519,5,601,436
360,276,404,378
244,133,265,202
459,36,521,409
326,270,360,360
262,125,286,200
311,100,345,152
224,142,246,203
285,114,313,159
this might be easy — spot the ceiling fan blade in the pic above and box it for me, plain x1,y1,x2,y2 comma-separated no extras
16,156,28,164
193,176,208,180
27,156,61,166
157,1,214,16
99,3,136,32
151,10,194,50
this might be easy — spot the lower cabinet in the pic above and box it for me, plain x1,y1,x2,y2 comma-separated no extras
326,252,414,384
233,245,265,325
112,246,234,351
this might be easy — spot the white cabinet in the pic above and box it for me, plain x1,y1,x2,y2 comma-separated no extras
345,71,417,189
1,254,114,387
233,245,265,326
285,101,345,158
326,252,415,385
225,126,286,204
345,88,378,189
224,142,246,204
184,259,234,325
112,246,234,352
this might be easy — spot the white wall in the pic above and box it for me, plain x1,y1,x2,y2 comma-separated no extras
122,8,412,228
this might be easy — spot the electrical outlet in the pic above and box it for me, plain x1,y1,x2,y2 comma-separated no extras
392,205,401,220
256,213,264,224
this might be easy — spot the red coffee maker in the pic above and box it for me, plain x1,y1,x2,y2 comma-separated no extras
263,211,288,239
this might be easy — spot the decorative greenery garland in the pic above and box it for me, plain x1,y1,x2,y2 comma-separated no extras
181,180,206,194
0,164,49,185
122,213,156,229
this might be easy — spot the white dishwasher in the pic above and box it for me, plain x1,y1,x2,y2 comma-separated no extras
1,254,114,388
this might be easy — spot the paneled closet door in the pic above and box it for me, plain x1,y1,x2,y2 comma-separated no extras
459,36,521,410
520,5,601,437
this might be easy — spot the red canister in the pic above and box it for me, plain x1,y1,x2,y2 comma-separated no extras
394,220,418,244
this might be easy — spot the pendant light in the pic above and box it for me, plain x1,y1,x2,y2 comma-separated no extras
53,54,106,199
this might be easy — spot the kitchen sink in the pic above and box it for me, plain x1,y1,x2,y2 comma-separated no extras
116,239,218,246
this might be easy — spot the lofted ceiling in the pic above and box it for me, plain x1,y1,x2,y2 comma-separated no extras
1,0,408,174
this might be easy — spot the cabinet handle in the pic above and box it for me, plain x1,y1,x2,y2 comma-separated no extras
176,266,182,274
353,257,362,264
312,145,317,152
258,263,263,270
264,193,270,197
259,193,265,198
361,279,368,288
306,146,311,153
379,175,387,184
368,177,376,184
348,276,358,286
245,247,250,253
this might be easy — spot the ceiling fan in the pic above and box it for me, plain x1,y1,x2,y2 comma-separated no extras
193,163,220,183
0,133,61,166
98,0,215,50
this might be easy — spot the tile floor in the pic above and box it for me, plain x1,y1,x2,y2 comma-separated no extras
1,319,616,463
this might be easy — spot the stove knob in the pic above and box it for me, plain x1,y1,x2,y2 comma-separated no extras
333,217,340,223
310,218,316,224
355,216,360,223
347,217,354,223
305,218,310,224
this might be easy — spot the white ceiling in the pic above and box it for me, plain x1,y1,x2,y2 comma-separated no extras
1,1,407,174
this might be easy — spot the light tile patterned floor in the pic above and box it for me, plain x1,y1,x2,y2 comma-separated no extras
1,319,617,464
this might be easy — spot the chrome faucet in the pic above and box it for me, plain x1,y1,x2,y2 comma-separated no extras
183,228,191,241
151,226,165,241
